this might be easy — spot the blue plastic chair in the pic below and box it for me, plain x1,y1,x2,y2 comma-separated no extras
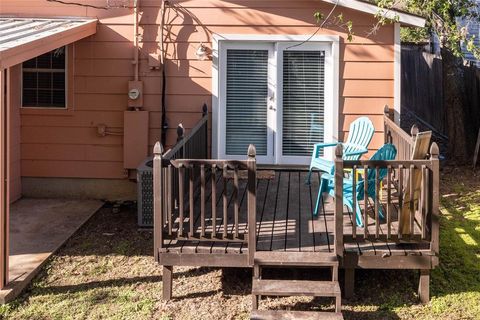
314,144,397,227
307,117,375,184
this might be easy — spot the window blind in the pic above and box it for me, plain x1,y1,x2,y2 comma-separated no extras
226,49,269,156
282,50,325,156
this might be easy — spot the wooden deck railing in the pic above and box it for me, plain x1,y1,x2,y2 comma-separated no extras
153,106,257,265
383,105,418,161
163,103,209,161
159,104,209,212
153,104,439,266
153,147,257,265
335,110,440,259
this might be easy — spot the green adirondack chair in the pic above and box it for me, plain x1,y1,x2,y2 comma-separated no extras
307,117,375,184
314,143,397,227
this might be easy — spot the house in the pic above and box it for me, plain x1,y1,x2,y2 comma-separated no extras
1,0,440,318
0,0,425,197
459,0,480,66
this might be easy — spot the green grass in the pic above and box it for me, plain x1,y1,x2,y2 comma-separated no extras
391,168,479,320
0,168,479,319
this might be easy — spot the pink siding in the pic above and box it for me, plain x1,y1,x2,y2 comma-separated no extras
2,0,395,179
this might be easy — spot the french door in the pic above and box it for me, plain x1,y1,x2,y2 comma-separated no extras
217,41,334,165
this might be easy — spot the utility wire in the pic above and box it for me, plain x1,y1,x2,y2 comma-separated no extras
286,0,340,50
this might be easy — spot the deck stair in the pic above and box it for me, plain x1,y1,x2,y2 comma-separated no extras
251,252,343,320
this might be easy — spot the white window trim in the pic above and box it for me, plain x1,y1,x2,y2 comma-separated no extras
394,23,401,124
212,34,340,164
20,46,68,109
217,42,276,164
276,42,335,165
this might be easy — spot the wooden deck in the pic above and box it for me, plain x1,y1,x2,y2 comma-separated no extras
153,107,439,310
155,110,440,309
161,169,433,267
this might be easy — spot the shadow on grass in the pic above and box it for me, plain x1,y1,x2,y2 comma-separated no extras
54,203,156,258
174,289,222,300
432,167,480,298
24,267,215,297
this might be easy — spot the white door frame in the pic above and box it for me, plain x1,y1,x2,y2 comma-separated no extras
275,41,335,165
212,34,340,164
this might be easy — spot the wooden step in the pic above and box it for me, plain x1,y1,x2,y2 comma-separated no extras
251,310,344,320
252,279,341,297
254,251,338,267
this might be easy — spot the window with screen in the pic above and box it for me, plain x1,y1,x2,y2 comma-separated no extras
22,46,66,108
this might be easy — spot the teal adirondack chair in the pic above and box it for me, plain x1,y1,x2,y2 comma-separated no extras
307,117,375,184
314,144,397,227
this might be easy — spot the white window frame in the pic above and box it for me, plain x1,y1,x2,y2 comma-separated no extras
393,23,401,124
21,46,68,109
212,34,340,165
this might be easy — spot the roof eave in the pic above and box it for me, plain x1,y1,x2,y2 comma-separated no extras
0,18,97,69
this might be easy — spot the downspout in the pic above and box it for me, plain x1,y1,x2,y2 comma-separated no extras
160,0,168,146
133,0,139,82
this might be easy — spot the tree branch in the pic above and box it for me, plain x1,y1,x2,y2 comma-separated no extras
285,0,340,50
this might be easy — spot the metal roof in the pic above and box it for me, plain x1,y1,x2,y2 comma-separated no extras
0,17,97,69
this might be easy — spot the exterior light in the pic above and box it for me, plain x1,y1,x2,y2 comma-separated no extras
195,43,208,61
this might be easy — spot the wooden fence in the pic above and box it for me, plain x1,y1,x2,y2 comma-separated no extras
401,44,480,137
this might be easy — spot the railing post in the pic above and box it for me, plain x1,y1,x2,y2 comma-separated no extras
410,124,419,141
202,103,208,158
247,144,257,266
177,123,185,142
384,105,393,144
153,142,164,262
383,104,392,118
409,124,419,161
177,123,185,158
334,144,344,258
429,143,440,257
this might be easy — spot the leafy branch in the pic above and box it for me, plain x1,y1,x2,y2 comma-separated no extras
313,0,480,60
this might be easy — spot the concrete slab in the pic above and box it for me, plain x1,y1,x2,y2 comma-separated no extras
0,198,103,303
